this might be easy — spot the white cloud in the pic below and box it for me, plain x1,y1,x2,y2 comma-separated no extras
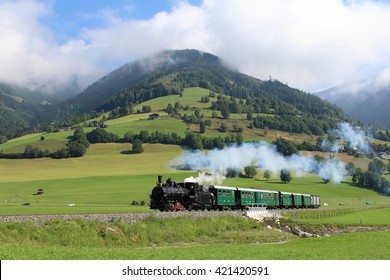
0,0,103,92
2,0,390,93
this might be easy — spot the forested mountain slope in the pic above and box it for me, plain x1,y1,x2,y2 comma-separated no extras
44,49,349,135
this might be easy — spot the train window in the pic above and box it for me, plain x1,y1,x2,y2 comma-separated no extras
227,193,230,197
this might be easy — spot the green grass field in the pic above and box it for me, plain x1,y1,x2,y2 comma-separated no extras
1,216,389,259
1,141,390,259
0,143,196,215
1,142,389,215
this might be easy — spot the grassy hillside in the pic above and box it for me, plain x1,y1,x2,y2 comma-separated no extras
1,86,389,215
1,132,390,260
0,87,299,152
1,140,389,215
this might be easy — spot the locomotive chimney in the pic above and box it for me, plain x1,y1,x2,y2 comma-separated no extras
158,175,163,184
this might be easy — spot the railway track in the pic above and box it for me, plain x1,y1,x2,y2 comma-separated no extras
0,210,247,223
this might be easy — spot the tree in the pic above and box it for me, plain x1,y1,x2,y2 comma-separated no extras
263,169,271,181
219,122,227,132
235,133,244,145
0,136,7,144
86,128,119,143
226,168,240,178
119,106,129,116
132,139,144,154
221,106,230,119
346,162,356,176
199,121,206,134
174,102,182,110
280,168,292,183
321,177,331,184
72,126,89,148
183,132,202,150
51,147,69,159
244,166,257,178
273,137,298,156
138,130,150,142
142,105,152,113
166,103,174,114
67,141,86,157
211,110,219,118
24,145,43,158
201,95,210,103
352,168,363,185
368,158,386,175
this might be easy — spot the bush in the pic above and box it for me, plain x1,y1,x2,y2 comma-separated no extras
132,139,144,154
243,166,257,178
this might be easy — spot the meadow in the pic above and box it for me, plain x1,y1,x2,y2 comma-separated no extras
1,141,388,215
1,215,389,260
1,140,390,259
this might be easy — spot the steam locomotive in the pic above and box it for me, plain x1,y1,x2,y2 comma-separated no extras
150,175,320,211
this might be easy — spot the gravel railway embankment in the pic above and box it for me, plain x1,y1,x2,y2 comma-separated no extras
0,211,247,224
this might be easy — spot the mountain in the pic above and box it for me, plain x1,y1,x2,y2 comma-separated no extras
1,49,349,138
41,50,224,122
43,49,348,133
0,83,57,137
315,77,390,130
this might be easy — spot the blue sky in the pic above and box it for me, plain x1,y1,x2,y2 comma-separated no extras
45,0,201,39
1,0,390,93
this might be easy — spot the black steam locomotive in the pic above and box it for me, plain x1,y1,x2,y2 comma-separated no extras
149,175,320,211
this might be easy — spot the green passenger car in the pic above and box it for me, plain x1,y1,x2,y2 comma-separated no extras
302,194,312,208
213,186,236,208
255,190,279,208
279,192,293,208
237,188,256,206
293,193,303,207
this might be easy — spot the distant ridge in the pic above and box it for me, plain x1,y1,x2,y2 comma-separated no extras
315,78,390,130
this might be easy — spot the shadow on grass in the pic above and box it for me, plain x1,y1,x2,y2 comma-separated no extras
120,150,136,155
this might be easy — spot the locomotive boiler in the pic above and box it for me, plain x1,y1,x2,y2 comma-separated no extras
150,175,214,211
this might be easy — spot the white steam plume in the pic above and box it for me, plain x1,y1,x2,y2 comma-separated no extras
334,122,371,152
321,122,371,153
172,142,347,184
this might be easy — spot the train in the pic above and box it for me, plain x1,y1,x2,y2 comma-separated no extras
149,175,320,211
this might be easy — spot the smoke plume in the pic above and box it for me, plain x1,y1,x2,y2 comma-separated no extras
321,122,371,153
172,142,347,184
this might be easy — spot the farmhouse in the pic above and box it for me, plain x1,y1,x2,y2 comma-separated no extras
36,188,44,195
148,113,160,120
378,152,390,160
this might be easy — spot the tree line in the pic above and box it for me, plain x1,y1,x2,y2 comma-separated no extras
0,126,90,159
352,158,390,194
